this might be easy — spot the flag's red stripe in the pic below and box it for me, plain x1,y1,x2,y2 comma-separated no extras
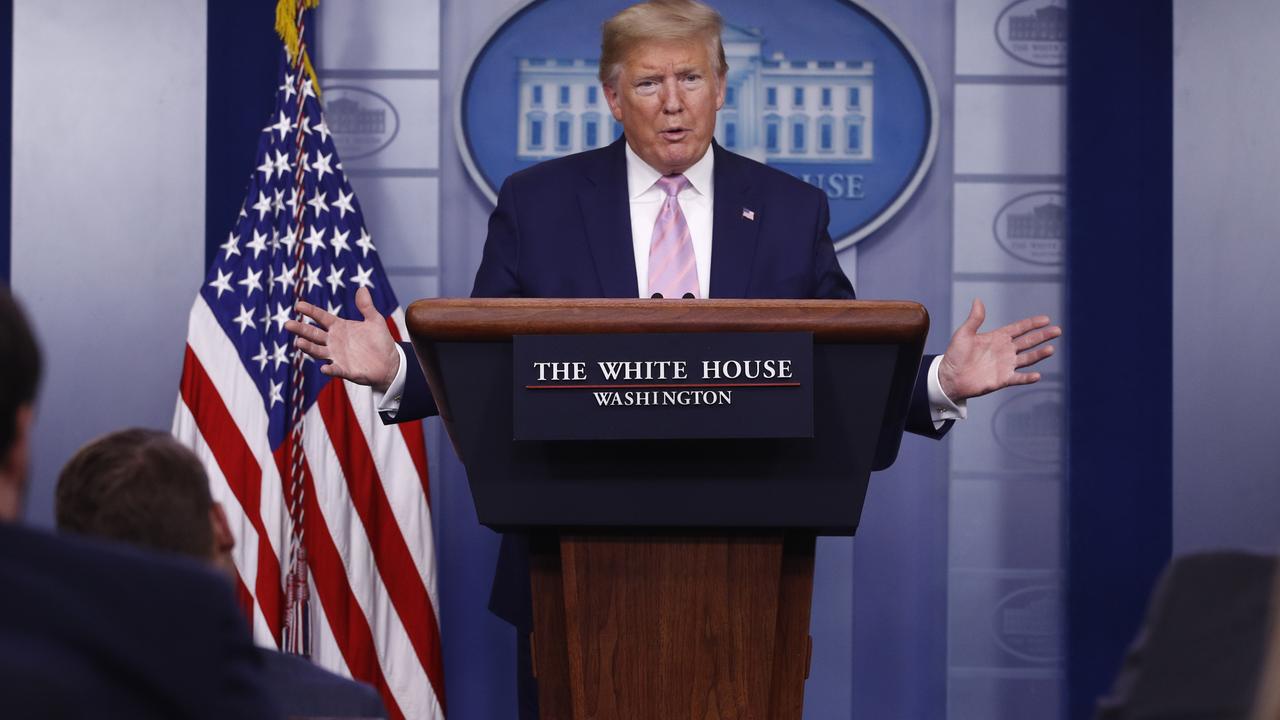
297,455,407,720
316,379,448,711
385,318,432,503
179,346,284,646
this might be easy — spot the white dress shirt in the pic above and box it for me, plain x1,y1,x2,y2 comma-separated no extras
378,142,965,426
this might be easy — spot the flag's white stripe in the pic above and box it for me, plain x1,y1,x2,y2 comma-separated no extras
385,307,441,613
174,397,278,647
186,296,291,571
307,573,354,681
344,379,440,614
302,403,441,717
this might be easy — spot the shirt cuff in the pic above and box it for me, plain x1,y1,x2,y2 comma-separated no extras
927,355,967,428
373,344,408,417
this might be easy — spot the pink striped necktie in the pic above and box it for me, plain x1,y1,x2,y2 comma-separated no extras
648,174,700,299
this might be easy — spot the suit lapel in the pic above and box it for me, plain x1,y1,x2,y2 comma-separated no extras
709,143,762,299
578,138,639,298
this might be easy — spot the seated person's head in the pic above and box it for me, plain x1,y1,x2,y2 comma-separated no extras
0,288,41,522
56,428,235,576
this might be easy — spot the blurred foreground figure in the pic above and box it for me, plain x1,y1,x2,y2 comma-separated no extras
0,287,278,719
56,428,388,720
1096,552,1279,720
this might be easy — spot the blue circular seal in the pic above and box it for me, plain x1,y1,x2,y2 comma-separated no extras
457,0,937,250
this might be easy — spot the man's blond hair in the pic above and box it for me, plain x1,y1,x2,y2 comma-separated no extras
599,0,727,85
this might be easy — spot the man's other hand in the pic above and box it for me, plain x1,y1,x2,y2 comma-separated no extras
938,298,1061,402
285,287,400,393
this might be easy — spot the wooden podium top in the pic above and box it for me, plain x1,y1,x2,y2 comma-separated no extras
405,298,929,344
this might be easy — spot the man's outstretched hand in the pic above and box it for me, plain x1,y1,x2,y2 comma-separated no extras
937,298,1061,402
286,287,400,393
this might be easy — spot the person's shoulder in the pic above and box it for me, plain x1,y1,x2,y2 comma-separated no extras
262,649,388,718
504,141,619,189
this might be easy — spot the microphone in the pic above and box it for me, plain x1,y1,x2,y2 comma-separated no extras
682,293,695,299
651,292,664,299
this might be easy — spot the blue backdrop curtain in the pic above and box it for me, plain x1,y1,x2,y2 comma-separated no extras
1066,1,1173,717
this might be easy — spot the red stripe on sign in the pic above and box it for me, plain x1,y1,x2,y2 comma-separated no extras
385,317,432,502
179,345,284,646
298,454,407,720
316,379,448,712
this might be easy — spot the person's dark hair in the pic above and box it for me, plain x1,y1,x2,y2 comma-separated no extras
0,287,41,458
56,428,214,559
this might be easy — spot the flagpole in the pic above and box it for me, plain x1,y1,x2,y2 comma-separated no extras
279,0,319,659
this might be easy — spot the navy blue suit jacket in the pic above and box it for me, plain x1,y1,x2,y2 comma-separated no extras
0,522,279,719
262,649,387,718
392,138,947,438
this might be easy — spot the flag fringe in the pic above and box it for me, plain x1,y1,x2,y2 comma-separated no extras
275,0,322,101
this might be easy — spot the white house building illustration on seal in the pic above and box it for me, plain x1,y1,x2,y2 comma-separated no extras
515,25,875,165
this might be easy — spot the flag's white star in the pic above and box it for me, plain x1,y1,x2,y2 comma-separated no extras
271,302,292,332
280,73,296,101
259,305,272,329
252,190,273,219
298,114,312,136
313,118,331,144
304,264,322,293
268,110,293,142
330,228,351,258
268,228,281,252
279,227,298,255
332,188,356,219
273,263,297,294
257,156,274,182
233,304,256,334
238,267,263,297
356,228,376,257
307,189,329,217
271,188,286,215
326,266,346,294
273,149,292,180
352,264,375,290
265,263,277,291
270,342,289,370
287,187,302,216
247,229,268,258
302,78,317,100
220,232,241,260
251,343,268,371
208,268,234,298
268,379,284,407
312,151,333,182
302,226,326,255
324,299,343,319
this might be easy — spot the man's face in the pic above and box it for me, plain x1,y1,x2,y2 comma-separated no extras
603,38,725,175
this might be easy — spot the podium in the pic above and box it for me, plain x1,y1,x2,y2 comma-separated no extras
406,298,928,720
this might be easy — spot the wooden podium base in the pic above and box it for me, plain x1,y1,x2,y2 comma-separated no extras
529,532,816,720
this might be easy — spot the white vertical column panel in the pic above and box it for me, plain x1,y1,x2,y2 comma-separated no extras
11,0,206,524
1173,0,1280,554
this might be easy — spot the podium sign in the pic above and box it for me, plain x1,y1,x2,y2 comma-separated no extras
512,332,814,441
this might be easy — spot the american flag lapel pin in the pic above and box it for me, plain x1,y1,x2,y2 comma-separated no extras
742,207,756,221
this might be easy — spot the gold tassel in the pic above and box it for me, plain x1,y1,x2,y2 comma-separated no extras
275,0,323,101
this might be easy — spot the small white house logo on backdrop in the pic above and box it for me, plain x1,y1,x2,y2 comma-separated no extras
322,86,400,160
995,0,1068,68
994,191,1065,265
991,388,1062,464
993,584,1062,663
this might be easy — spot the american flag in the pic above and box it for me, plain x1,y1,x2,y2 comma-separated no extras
172,26,445,720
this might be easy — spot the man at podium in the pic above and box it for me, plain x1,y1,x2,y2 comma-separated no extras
289,0,1058,435
287,0,1060,715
